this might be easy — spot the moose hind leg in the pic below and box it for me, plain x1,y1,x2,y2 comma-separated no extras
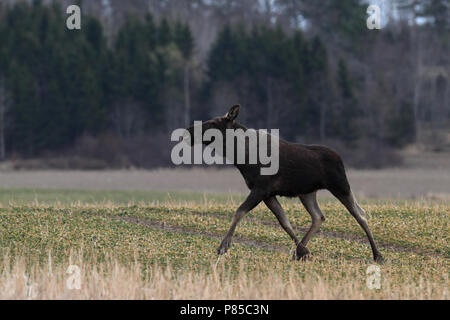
336,191,383,262
264,196,299,245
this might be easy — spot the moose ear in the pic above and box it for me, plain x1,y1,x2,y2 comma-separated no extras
225,104,240,121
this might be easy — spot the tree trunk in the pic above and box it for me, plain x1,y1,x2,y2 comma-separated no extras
0,101,5,161
412,31,422,143
319,102,326,142
266,77,274,128
0,83,6,161
183,63,191,128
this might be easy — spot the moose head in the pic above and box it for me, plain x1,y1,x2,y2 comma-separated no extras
184,104,241,146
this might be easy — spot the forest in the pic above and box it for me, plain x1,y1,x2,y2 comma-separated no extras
0,0,448,168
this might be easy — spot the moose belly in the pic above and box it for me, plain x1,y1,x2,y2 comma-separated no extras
270,168,326,197
276,181,324,197
238,163,326,197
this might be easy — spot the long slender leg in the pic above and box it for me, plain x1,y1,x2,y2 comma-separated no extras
336,191,382,262
217,190,263,255
264,196,299,244
299,192,325,246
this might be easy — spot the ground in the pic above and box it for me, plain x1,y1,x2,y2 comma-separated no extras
0,167,448,299
0,166,448,200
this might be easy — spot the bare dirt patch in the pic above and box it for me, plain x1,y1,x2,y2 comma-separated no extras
0,167,448,199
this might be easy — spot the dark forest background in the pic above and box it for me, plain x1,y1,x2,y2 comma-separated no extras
0,0,448,169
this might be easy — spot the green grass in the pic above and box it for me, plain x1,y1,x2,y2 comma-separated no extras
0,187,246,205
0,188,447,299
94,202,449,255
0,202,448,282
1,187,443,206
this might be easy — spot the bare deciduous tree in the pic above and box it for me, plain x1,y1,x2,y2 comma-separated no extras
0,78,9,160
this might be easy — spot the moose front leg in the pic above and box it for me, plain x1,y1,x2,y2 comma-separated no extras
217,190,263,255
264,196,299,244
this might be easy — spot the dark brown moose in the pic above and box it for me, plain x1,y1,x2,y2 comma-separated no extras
185,104,382,262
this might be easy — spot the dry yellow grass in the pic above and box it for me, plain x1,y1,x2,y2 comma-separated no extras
0,253,447,300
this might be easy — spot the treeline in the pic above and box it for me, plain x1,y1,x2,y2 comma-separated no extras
0,2,194,158
0,1,448,169
206,25,364,144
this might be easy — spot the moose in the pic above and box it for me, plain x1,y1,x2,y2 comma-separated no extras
185,104,382,262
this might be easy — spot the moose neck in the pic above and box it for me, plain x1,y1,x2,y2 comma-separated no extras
227,122,260,178
233,122,248,131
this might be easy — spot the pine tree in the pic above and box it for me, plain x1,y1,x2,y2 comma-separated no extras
335,58,360,145
174,22,195,127
386,101,416,147
305,36,329,140
158,17,172,46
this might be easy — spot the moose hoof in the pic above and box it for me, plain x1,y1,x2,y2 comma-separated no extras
374,252,383,263
217,238,231,255
295,244,310,261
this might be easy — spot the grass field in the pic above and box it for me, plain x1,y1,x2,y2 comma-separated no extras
0,188,448,299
